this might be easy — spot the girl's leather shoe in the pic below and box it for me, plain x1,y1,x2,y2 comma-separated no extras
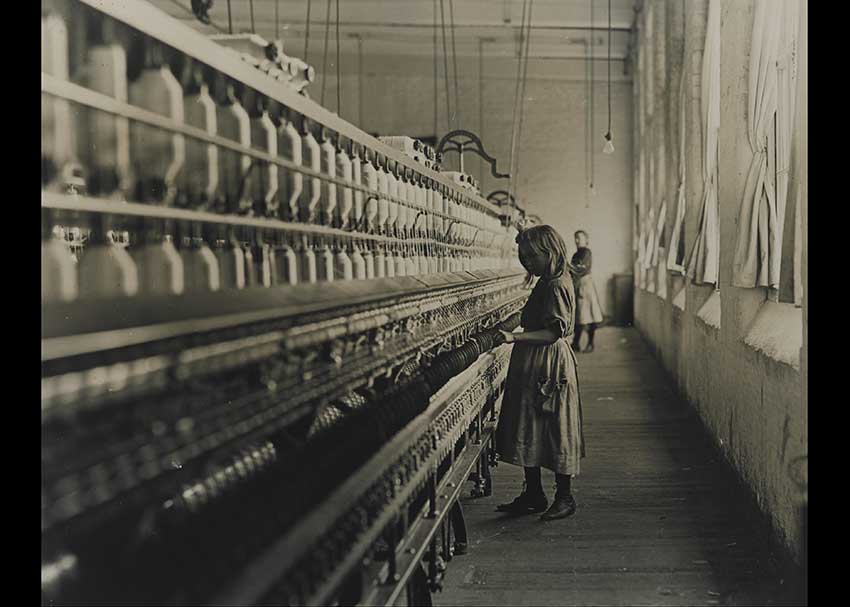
496,491,548,515
540,494,577,520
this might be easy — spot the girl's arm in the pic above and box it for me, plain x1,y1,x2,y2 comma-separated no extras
498,328,560,346
572,248,592,277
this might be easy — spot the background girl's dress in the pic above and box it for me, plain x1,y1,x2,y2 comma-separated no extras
571,247,604,326
495,274,586,475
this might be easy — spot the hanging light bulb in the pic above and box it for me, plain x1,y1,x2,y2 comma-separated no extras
601,0,615,156
602,131,615,154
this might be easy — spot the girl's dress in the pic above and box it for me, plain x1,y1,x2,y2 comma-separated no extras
571,246,604,326
495,273,586,475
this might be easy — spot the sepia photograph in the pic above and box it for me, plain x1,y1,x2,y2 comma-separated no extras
41,0,807,604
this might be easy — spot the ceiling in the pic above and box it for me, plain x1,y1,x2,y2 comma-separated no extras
147,0,635,60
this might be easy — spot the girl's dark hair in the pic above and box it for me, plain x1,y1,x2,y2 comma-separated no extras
516,225,576,282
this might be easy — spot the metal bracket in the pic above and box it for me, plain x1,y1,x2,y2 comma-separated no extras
486,190,527,228
435,130,509,179
485,190,516,207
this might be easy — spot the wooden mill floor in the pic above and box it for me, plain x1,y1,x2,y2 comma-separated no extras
437,327,800,606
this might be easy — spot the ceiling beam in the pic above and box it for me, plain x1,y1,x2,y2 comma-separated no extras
280,21,633,32
160,15,633,34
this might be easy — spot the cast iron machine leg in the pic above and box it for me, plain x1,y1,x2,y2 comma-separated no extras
450,501,468,555
482,443,493,497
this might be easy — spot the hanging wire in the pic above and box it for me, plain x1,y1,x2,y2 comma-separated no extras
320,0,332,106
513,0,534,194
275,0,280,40
304,0,313,62
448,0,461,128
508,0,534,203
512,0,534,197
249,0,255,33
589,0,595,189
433,0,439,135
585,21,592,201
227,0,233,33
508,0,530,186
357,35,364,126
478,38,485,150
439,0,453,130
607,0,612,137
336,0,342,116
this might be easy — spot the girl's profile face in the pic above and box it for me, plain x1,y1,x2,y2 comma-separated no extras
518,244,548,276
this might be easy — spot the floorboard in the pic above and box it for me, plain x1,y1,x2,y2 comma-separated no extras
436,327,797,606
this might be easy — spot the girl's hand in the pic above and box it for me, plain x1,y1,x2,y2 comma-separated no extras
497,330,515,344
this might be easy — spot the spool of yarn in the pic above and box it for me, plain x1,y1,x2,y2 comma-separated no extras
496,312,521,332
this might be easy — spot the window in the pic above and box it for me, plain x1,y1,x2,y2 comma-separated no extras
686,0,720,289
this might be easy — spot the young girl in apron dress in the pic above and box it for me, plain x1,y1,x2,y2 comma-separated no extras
494,225,586,521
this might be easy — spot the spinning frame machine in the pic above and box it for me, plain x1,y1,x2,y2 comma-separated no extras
41,1,529,604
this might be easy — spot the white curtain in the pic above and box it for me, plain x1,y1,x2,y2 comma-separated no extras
635,160,646,287
651,200,667,267
667,64,687,274
635,31,645,289
637,197,647,288
792,0,806,306
776,0,799,251
654,199,668,299
633,68,642,266
639,210,653,291
643,206,656,271
730,0,798,288
636,199,646,288
645,3,655,120
656,247,668,298
686,0,721,286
